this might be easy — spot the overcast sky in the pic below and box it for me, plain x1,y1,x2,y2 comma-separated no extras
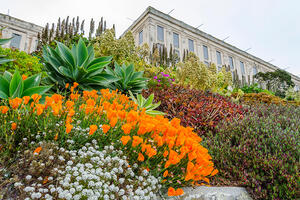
2,0,300,76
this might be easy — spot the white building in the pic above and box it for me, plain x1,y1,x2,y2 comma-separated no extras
0,13,43,53
123,6,300,89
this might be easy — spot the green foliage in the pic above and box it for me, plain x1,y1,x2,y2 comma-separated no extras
238,83,274,95
203,104,300,200
42,38,118,91
285,86,300,102
105,63,148,94
0,37,14,65
129,90,165,116
176,53,232,92
254,69,294,98
0,47,43,76
0,70,52,100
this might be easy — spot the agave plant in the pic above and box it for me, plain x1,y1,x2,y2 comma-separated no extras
129,90,165,116
0,36,14,65
42,38,118,91
105,63,148,94
0,70,52,99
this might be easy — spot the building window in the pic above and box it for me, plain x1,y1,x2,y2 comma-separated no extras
138,30,143,45
203,45,209,65
240,61,245,75
253,66,258,75
229,56,234,71
216,51,222,70
10,33,22,49
157,25,164,42
188,39,194,52
173,33,179,48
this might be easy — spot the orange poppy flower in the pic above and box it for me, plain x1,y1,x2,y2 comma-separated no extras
121,123,132,134
11,122,17,130
109,117,118,128
22,96,30,105
54,133,58,141
137,153,144,161
36,104,45,116
163,170,168,177
65,83,69,88
132,136,143,147
210,169,219,176
22,74,27,80
33,147,42,155
102,124,110,134
31,94,41,103
163,150,169,158
73,82,79,88
9,97,22,109
168,187,184,196
120,136,131,145
68,109,75,117
0,106,9,114
66,123,73,134
89,125,98,135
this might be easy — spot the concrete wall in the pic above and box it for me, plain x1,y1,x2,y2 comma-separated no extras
125,7,300,90
0,13,43,53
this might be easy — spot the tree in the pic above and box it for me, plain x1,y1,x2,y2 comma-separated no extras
254,69,295,98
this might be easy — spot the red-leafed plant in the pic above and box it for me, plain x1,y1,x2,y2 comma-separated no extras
143,85,247,135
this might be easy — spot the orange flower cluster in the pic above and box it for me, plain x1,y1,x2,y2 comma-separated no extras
3,85,217,197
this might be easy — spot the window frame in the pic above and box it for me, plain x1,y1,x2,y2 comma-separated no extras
157,25,164,42
138,30,143,45
228,56,234,71
240,61,245,75
188,39,194,52
173,32,179,48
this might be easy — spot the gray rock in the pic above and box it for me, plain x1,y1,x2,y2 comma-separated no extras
158,186,252,200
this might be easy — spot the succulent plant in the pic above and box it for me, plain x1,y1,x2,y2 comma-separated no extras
0,70,52,99
105,63,148,94
42,38,119,91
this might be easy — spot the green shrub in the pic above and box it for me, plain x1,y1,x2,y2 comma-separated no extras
176,53,232,92
0,47,43,76
203,104,300,200
42,38,118,91
93,29,149,71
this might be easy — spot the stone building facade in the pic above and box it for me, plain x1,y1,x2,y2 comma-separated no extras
123,6,300,90
0,13,43,54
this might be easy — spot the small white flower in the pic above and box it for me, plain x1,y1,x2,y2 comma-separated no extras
25,175,32,180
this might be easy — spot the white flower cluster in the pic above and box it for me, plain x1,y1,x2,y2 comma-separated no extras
21,141,161,200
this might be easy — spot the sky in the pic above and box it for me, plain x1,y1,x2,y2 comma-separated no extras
2,0,300,77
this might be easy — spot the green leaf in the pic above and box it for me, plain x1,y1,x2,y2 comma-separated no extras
144,93,154,108
3,71,12,82
0,58,14,64
0,76,9,97
87,56,112,68
11,81,23,98
0,37,12,45
9,70,22,97
77,38,88,67
23,74,41,91
146,110,165,116
0,90,8,99
56,41,75,69
22,86,52,97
